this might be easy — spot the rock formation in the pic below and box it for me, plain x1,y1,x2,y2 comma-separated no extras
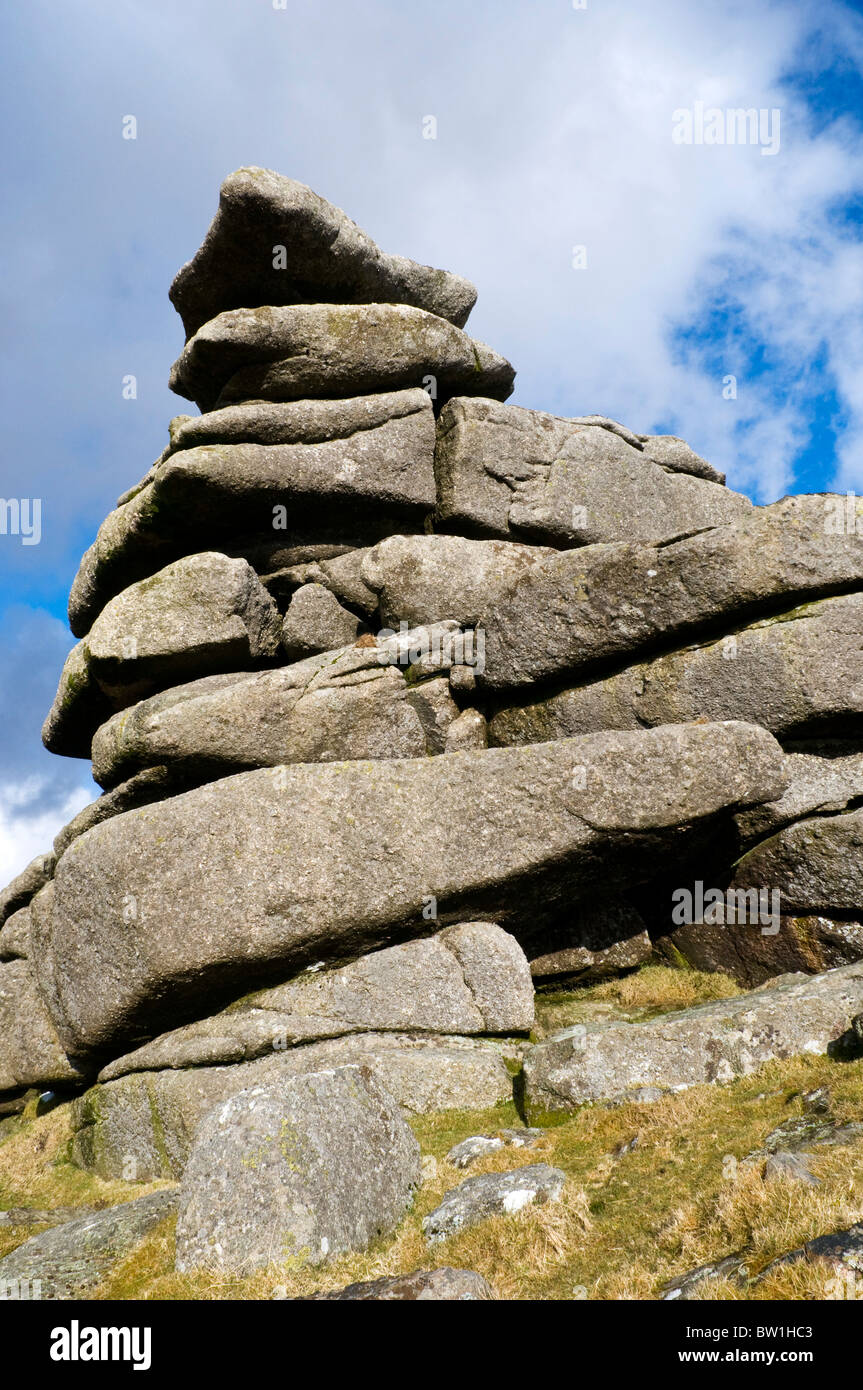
4,167,863,1279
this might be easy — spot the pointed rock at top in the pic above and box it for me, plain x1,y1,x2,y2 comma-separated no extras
170,167,478,339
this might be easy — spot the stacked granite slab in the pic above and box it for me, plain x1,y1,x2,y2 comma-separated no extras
4,167,863,1158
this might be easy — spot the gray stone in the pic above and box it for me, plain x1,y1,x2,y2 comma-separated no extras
68,391,436,638
302,1267,496,1300
0,852,54,929
660,1252,750,1300
90,628,463,789
0,1190,178,1299
657,913,863,989
762,1151,820,1186
35,720,785,1059
528,900,651,985
447,1128,544,1168
490,593,863,745
736,747,863,846
0,907,30,961
444,708,488,752
0,958,83,1092
640,434,725,484
422,1164,565,1243
45,553,282,757
72,1036,515,1181
434,398,747,544
477,495,863,691
361,533,556,628
174,1066,421,1275
52,767,199,858
524,963,863,1118
281,583,362,659
0,1205,103,1231
96,923,534,1080
732,807,863,915
170,166,478,338
170,304,514,414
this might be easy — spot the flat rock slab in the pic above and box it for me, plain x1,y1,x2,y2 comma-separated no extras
660,1252,750,1300
45,553,281,758
524,963,863,1118
34,721,785,1058
477,495,863,691
423,1164,565,1243
0,1191,177,1299
490,593,863,746
361,533,556,628
435,398,747,545
72,1034,516,1181
68,390,435,638
91,625,464,790
170,303,514,414
303,1268,495,1300
732,807,863,915
174,1066,421,1275
170,166,477,338
736,747,863,847
96,923,534,1080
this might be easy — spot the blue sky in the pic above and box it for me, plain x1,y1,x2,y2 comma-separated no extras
2,0,863,878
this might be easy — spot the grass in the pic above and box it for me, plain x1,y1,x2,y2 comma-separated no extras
1,964,862,1300
533,963,741,1038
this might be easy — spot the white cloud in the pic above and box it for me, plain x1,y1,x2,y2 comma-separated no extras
0,781,92,886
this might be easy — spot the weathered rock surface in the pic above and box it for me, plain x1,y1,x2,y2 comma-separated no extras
658,913,863,988
0,908,31,962
361,533,556,628
0,957,83,1092
170,166,478,338
477,496,863,691
170,303,514,413
422,1164,565,1243
758,1224,863,1281
174,1067,421,1274
640,433,725,484
68,391,436,638
524,963,863,1117
735,746,863,847
434,399,748,545
96,923,533,1079
45,553,281,758
447,1128,544,1168
0,853,54,930
490,594,863,746
35,721,785,1059
52,767,198,858
0,1191,178,1299
732,808,863,915
303,1267,496,1300
72,1036,515,1181
90,627,464,789
281,583,362,658
660,1252,750,1300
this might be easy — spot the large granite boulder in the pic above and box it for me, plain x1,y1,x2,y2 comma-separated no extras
174,1066,421,1274
90,626,464,789
489,593,863,745
735,747,863,847
68,390,436,638
477,495,863,691
170,166,477,338
524,963,863,1118
169,303,514,413
0,853,54,930
44,553,281,758
0,955,84,1093
33,721,786,1060
434,398,748,545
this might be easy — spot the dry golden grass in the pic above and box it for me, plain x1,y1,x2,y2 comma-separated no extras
2,1006,863,1301
534,964,740,1038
